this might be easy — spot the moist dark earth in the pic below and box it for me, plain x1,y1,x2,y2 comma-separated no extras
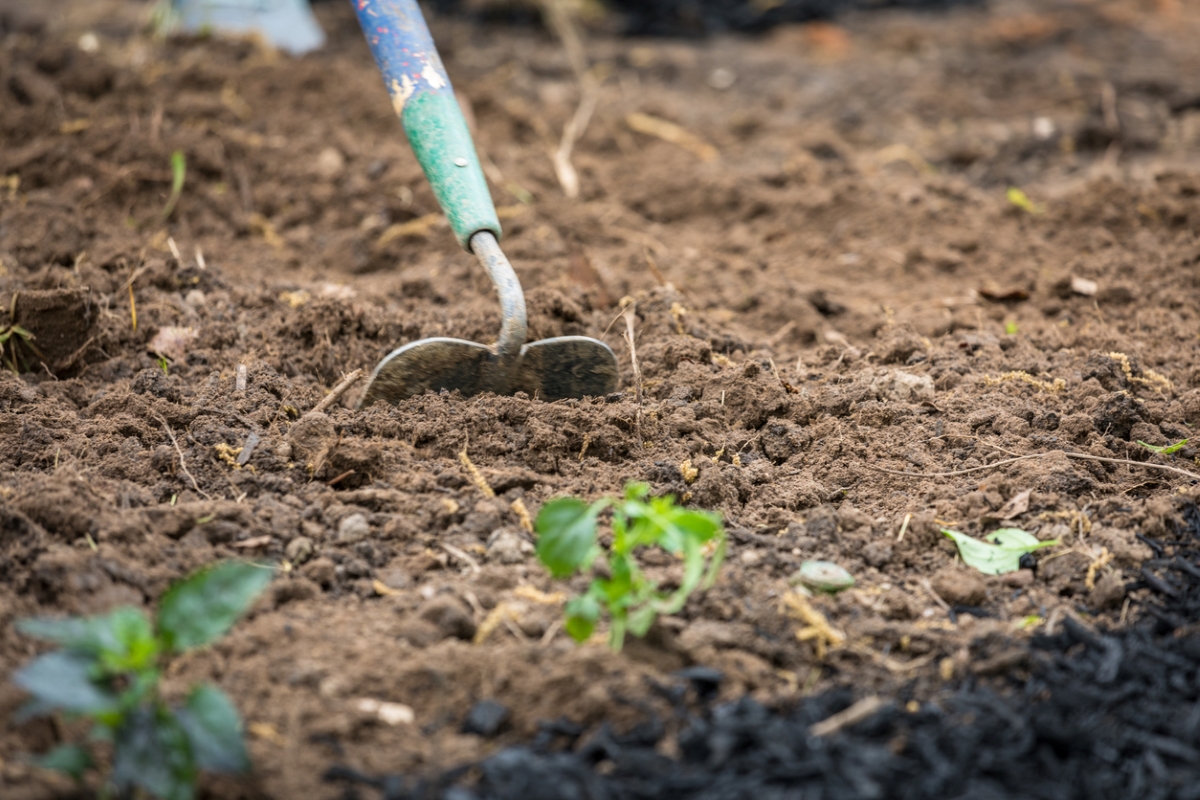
2,0,1200,797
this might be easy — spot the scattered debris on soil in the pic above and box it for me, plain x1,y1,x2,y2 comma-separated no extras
328,499,1200,799
3,0,1200,797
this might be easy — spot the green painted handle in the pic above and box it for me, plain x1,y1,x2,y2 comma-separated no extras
352,0,500,250
401,92,500,250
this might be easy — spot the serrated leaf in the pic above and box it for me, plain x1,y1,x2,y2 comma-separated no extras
535,498,606,578
157,562,272,652
34,743,92,780
112,706,196,800
174,685,248,774
12,652,118,715
942,528,1058,575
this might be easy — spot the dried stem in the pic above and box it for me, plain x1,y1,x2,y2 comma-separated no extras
866,451,1200,482
308,368,364,415
155,414,211,500
622,306,643,437
540,0,598,198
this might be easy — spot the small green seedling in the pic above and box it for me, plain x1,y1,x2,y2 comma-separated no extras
942,527,1058,575
0,321,36,373
1007,187,1044,215
534,482,726,652
161,150,187,221
1137,438,1188,455
157,354,171,375
12,561,272,799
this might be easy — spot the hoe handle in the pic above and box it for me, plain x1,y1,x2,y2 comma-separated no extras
351,0,500,251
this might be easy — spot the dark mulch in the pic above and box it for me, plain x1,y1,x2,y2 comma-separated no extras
421,0,988,36
327,499,1200,800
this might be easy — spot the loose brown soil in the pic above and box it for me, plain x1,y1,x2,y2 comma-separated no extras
3,0,1200,796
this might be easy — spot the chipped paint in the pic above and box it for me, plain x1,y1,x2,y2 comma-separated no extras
390,75,416,114
421,60,447,90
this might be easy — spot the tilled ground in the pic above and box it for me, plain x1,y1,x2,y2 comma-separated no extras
2,0,1200,797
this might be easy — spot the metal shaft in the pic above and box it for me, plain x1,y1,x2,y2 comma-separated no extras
469,231,527,360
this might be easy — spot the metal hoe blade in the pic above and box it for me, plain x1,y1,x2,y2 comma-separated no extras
357,232,618,408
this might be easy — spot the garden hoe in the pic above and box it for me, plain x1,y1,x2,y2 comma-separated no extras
351,0,619,408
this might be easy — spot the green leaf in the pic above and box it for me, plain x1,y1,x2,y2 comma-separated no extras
18,608,158,675
157,562,272,652
13,652,118,715
535,498,606,578
174,685,248,774
671,510,722,543
942,528,1058,575
1138,439,1187,455
112,706,196,800
34,743,92,780
623,482,651,501
564,593,600,642
985,528,1042,548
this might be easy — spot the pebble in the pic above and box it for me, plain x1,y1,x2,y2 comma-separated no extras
462,700,510,738
338,513,370,543
1001,569,1035,588
355,698,414,726
486,527,532,564
285,536,314,564
791,560,855,593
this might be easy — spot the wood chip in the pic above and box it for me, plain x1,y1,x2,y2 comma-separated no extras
809,695,886,737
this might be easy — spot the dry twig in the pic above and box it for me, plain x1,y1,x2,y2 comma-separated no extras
540,0,599,198
866,451,1200,482
155,414,211,500
309,368,364,415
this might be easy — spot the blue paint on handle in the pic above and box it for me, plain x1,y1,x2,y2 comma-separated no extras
351,0,453,116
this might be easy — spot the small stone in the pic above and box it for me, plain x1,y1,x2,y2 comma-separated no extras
863,541,893,568
790,561,855,593
1090,572,1126,609
379,568,410,590
871,370,935,403
355,698,415,726
285,536,314,564
461,700,510,738
418,595,477,640
301,556,336,589
932,566,987,606
1002,569,1035,588
338,513,370,543
316,146,346,179
485,527,532,564
739,549,763,566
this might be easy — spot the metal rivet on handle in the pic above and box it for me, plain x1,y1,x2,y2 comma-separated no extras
454,157,468,167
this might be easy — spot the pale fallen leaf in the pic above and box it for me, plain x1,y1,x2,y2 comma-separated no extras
148,326,198,362
989,489,1032,521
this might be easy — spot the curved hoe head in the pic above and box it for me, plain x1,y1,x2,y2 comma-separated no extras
512,336,619,402
356,335,619,407
356,338,502,409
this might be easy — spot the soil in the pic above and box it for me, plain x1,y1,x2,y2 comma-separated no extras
2,0,1200,797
